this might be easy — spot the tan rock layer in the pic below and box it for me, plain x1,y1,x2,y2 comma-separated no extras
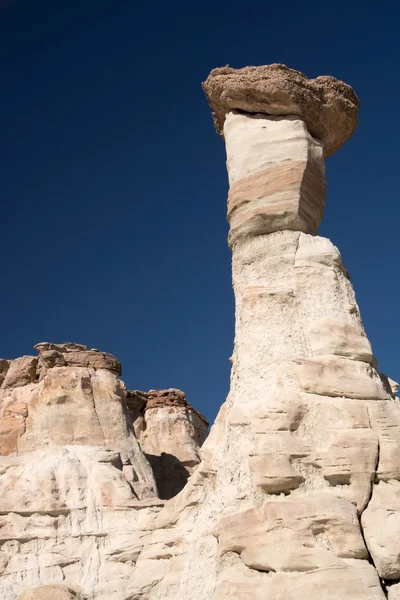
298,155,327,228
0,343,122,393
18,585,81,600
128,230,394,600
224,114,326,242
227,159,326,243
36,345,122,377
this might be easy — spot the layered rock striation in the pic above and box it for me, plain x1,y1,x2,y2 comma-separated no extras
0,344,207,599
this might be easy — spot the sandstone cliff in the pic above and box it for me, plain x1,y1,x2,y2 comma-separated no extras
0,344,207,599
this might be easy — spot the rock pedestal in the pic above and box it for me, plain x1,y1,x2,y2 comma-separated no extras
127,65,399,600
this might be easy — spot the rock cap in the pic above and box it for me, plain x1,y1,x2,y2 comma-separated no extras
34,342,122,376
202,63,359,157
126,388,209,426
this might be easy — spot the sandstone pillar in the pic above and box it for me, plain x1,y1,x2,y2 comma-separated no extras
128,65,400,600
225,113,326,244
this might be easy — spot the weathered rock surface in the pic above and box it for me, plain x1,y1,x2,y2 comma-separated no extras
225,113,326,244
129,229,392,599
35,342,122,377
1,356,38,389
387,582,400,600
127,388,208,499
0,344,207,599
18,585,81,600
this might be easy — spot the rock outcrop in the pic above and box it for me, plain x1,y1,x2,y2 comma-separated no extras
0,344,207,599
126,65,398,600
127,388,208,499
0,64,398,600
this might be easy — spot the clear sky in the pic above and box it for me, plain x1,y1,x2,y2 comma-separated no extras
1,0,398,423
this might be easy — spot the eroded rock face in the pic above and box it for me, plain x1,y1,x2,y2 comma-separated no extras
18,585,81,600
2,356,38,389
127,388,208,499
35,342,122,378
225,113,326,244
0,344,207,599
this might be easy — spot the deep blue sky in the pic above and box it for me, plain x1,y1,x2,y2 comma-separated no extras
1,1,398,423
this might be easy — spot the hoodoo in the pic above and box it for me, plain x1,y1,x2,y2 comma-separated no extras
130,65,400,600
1,65,399,600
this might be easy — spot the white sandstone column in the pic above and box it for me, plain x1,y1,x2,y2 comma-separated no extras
130,65,398,600
225,112,326,244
